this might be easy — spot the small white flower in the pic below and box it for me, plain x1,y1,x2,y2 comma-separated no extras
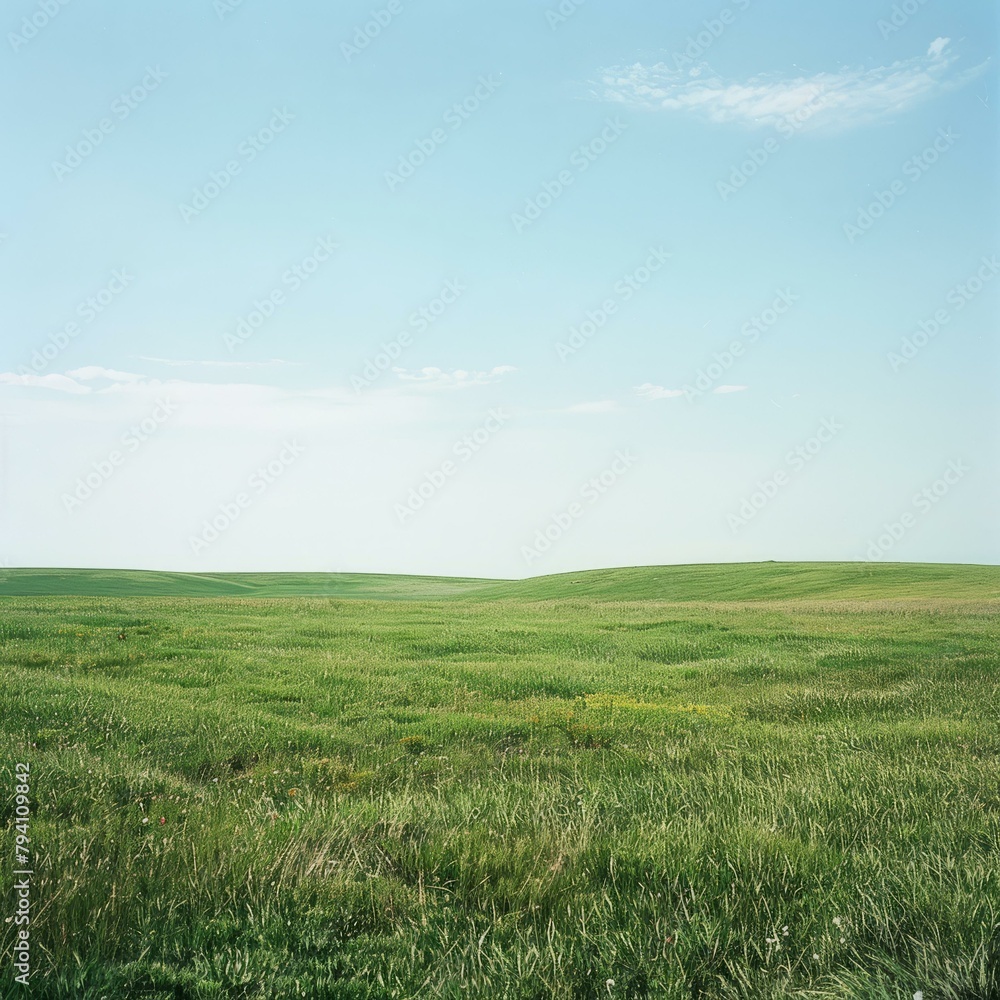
812,953,819,960
782,926,789,936
914,992,923,1000
141,817,149,824
833,916,842,926
840,937,845,943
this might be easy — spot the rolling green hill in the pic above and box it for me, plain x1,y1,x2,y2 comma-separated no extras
0,561,996,600
2,561,999,996
488,560,1000,601
0,567,497,599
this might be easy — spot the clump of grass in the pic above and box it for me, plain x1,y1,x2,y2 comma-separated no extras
400,734,428,755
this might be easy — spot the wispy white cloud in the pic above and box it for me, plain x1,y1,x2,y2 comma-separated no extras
927,37,949,60
599,39,984,130
634,382,686,400
0,372,91,394
6,367,167,396
2,361,518,404
0,364,433,432
392,365,517,388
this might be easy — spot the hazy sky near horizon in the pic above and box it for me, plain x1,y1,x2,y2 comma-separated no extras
1,0,998,577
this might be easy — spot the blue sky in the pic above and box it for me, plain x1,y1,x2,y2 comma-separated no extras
0,0,997,577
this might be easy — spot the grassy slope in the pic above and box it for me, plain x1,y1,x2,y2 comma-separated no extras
1,561,997,600
0,568,499,599
1,565,998,998
485,561,1000,601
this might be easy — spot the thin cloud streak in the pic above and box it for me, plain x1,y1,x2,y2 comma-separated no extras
598,40,985,130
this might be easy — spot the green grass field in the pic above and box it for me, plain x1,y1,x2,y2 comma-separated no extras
1,563,998,999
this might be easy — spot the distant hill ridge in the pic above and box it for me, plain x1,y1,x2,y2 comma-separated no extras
0,562,996,600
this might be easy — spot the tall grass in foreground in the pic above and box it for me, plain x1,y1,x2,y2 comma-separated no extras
1,590,998,998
